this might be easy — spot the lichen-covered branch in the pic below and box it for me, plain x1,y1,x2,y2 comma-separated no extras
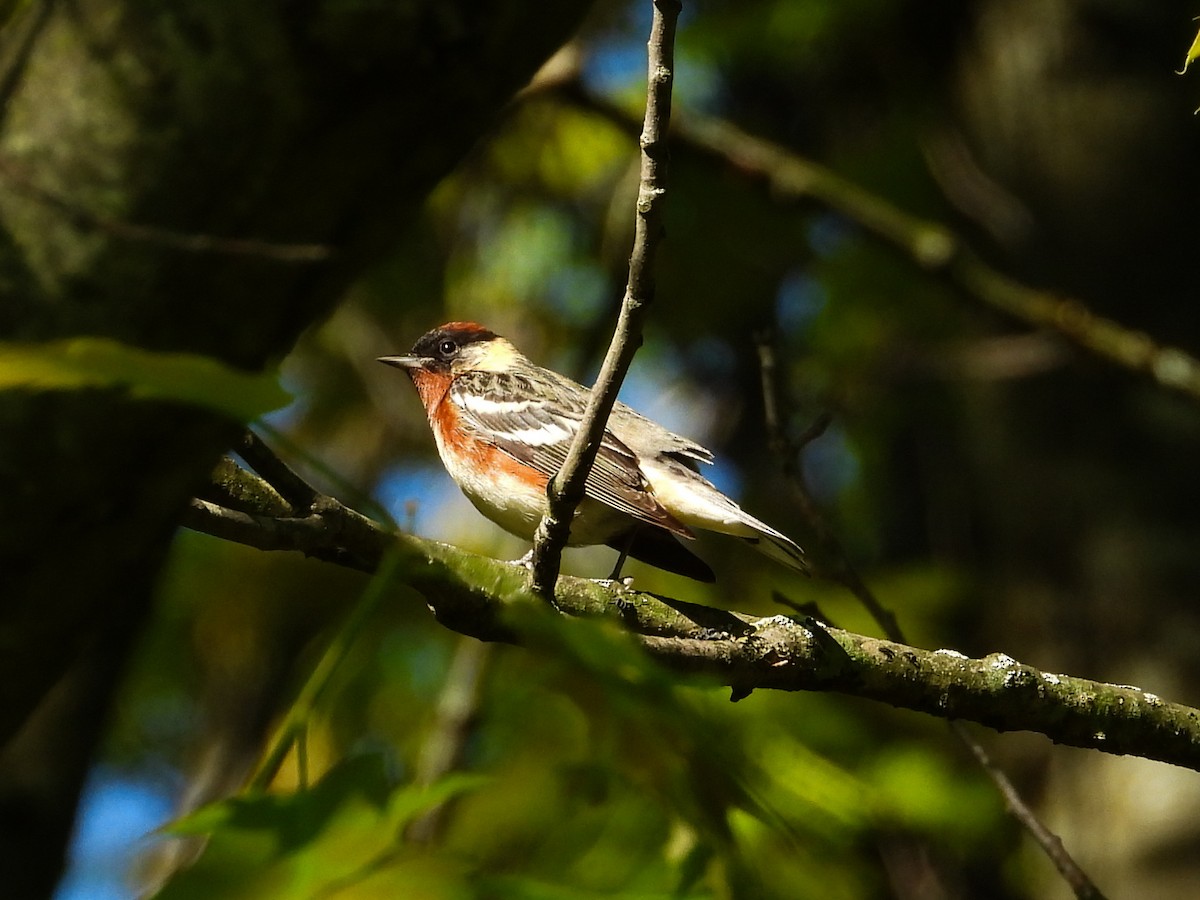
184,458,1200,773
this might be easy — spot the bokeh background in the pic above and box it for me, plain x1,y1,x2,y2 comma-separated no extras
55,1,1200,897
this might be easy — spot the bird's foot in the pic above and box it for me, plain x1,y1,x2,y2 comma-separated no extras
511,548,535,569
596,574,635,590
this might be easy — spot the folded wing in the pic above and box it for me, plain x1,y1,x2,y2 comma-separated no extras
449,372,692,539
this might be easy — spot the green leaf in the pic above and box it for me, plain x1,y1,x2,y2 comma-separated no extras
384,772,494,833
166,754,394,842
0,336,289,420
157,757,490,900
1181,24,1200,74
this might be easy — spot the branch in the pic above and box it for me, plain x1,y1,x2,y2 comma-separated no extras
182,459,1200,775
529,0,682,595
556,82,1200,406
235,430,319,512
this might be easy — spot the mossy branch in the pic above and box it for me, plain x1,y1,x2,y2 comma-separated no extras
183,457,1200,773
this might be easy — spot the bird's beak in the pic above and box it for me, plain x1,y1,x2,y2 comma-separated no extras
377,355,428,370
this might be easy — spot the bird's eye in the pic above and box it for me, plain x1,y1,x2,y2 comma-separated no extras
438,339,458,357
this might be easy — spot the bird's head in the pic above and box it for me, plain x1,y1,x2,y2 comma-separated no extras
378,321,525,376
378,323,529,412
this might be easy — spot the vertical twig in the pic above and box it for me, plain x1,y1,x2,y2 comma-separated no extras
529,0,683,597
755,335,1107,900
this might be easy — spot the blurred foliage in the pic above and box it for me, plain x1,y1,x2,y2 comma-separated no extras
0,337,289,419
76,0,1200,898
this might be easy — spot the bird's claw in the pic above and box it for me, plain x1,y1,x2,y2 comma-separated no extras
596,575,635,589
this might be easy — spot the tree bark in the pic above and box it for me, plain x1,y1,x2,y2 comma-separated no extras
0,1,594,893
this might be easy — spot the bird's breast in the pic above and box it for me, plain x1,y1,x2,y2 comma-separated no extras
409,369,454,415
430,397,630,545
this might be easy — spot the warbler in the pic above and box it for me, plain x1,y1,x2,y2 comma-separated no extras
379,322,807,582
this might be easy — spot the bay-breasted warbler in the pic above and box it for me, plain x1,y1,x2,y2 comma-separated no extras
379,322,807,582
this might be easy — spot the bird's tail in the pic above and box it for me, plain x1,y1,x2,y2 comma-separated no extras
740,517,809,575
643,458,808,575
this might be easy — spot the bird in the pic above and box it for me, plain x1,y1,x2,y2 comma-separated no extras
378,322,807,582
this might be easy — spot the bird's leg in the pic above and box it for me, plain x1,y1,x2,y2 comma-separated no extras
608,528,638,581
512,548,534,568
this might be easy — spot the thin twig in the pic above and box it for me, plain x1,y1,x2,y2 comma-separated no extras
954,723,1105,900
757,339,905,636
251,420,396,526
237,430,319,512
754,335,1107,900
529,0,683,596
